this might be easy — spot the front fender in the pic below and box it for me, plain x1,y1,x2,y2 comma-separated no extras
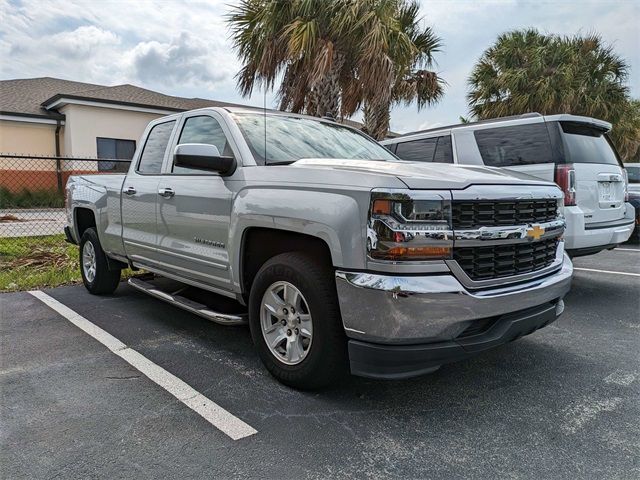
229,187,369,286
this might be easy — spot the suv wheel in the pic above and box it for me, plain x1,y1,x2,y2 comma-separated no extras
248,252,347,389
79,228,121,295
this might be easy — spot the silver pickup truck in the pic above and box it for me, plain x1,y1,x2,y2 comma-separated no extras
65,107,573,389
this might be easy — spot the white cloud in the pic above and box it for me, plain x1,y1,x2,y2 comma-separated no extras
124,33,231,88
0,0,638,132
49,26,120,59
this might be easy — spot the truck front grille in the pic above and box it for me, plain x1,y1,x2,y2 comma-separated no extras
453,238,559,281
452,199,558,229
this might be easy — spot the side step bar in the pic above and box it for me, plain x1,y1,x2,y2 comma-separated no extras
128,278,247,326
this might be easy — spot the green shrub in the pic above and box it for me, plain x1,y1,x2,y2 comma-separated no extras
0,187,64,208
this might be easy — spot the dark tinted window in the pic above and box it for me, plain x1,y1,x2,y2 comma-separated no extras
560,122,620,166
174,116,232,173
395,138,437,162
433,135,453,163
626,165,640,183
96,138,135,172
137,121,175,174
474,123,553,167
384,143,397,154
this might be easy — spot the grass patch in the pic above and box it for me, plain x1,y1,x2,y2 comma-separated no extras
0,235,132,292
0,187,64,208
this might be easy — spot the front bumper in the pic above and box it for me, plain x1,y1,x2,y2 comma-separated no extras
335,253,573,379
348,300,563,379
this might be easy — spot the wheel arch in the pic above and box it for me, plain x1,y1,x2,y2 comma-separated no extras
238,227,334,300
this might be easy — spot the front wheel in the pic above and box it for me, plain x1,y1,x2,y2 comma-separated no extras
248,252,347,389
79,228,121,295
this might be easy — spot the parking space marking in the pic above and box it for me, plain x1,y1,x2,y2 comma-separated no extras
28,290,258,441
614,248,640,252
574,267,640,277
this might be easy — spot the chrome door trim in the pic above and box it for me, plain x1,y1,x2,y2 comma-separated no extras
154,245,229,270
124,239,157,252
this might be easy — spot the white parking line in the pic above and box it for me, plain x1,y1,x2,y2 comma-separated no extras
614,248,640,252
574,267,640,277
28,290,257,441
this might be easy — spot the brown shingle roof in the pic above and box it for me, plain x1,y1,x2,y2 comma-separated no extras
0,77,249,119
0,76,372,131
0,77,103,118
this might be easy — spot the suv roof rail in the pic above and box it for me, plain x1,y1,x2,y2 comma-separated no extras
390,112,543,140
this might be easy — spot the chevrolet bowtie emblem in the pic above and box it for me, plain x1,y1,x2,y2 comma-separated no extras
526,225,545,241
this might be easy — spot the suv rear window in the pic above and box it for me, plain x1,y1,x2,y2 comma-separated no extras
627,165,640,183
560,122,620,166
395,135,453,163
474,123,553,167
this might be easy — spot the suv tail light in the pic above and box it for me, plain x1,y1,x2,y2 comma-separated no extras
555,164,576,206
623,168,629,202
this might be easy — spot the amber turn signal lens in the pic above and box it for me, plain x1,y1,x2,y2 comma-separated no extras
372,199,392,215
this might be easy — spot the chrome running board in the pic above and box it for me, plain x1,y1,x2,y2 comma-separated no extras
128,277,247,326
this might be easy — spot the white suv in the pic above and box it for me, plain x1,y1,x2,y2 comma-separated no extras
382,113,635,257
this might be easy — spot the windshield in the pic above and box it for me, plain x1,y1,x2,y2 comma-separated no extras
233,113,397,164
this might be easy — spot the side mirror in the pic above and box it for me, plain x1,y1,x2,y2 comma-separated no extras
174,143,236,175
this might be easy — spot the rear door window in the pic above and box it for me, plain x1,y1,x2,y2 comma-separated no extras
560,122,620,166
433,135,453,163
137,121,176,174
395,138,437,162
474,123,553,167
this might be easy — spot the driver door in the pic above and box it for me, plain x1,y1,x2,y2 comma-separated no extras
155,113,237,291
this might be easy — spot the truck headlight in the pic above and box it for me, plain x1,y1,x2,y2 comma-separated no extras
367,190,453,261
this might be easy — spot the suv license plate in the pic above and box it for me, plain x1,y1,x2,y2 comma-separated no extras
600,182,612,201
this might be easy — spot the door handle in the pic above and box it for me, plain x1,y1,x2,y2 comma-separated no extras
158,187,175,198
123,186,137,195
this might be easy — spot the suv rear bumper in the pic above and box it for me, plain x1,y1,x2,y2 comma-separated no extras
335,254,573,379
564,203,635,254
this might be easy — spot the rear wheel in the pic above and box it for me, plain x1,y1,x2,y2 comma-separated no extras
248,252,347,389
79,228,121,295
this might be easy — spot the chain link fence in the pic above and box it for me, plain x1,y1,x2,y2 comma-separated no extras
0,154,131,238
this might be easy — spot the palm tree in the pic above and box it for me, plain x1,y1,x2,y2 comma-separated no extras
357,0,444,139
228,0,444,139
467,29,639,160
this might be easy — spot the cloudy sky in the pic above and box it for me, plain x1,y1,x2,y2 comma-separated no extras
1,0,638,133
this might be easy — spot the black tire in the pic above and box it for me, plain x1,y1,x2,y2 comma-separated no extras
79,228,121,295
248,252,348,389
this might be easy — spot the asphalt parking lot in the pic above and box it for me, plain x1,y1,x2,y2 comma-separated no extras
2,246,639,479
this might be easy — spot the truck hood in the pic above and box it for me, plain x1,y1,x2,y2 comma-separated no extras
293,159,555,190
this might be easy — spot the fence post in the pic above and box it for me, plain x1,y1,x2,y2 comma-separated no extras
55,120,63,194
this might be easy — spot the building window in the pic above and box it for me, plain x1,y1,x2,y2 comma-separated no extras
96,137,136,172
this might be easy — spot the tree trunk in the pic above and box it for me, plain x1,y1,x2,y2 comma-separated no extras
363,99,391,140
311,53,344,118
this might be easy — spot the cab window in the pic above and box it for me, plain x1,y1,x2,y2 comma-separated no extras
173,115,233,173
137,121,176,174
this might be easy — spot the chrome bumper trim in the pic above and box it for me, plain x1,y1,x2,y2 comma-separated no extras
452,219,565,246
335,253,573,345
